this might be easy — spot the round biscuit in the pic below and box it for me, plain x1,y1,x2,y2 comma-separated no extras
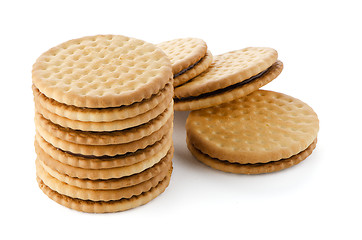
186,90,319,164
157,38,208,75
174,60,283,111
174,47,278,98
32,35,173,108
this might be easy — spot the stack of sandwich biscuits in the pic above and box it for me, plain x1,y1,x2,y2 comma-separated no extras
32,35,174,213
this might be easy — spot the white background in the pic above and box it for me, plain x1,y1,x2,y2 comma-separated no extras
1,0,361,239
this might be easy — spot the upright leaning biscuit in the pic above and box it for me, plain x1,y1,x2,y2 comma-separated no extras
186,90,319,174
157,38,213,87
174,47,283,111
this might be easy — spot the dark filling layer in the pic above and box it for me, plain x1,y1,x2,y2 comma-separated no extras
174,56,204,78
174,66,270,102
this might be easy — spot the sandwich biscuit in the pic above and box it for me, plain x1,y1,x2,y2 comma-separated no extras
157,38,212,87
186,90,319,174
32,35,172,108
174,47,282,111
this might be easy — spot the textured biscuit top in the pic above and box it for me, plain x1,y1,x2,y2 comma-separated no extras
186,90,319,164
157,38,207,75
32,35,172,108
174,47,277,98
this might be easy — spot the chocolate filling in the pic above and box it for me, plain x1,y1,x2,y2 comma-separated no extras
174,56,204,78
175,66,271,102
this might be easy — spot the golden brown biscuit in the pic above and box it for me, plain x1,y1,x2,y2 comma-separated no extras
32,35,172,108
174,47,280,111
157,38,208,75
186,90,319,173
174,61,283,111
175,47,278,98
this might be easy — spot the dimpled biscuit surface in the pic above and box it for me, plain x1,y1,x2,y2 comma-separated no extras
186,90,319,164
32,35,172,108
174,47,278,98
